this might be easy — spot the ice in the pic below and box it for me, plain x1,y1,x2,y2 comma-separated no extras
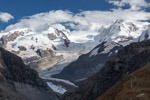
47,82,67,94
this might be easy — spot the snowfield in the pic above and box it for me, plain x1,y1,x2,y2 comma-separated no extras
47,82,67,94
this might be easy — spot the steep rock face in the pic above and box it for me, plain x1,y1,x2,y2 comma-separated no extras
53,42,123,84
97,64,150,100
0,47,58,100
62,39,150,100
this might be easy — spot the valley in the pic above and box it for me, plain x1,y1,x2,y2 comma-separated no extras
1,0,150,100
0,19,150,96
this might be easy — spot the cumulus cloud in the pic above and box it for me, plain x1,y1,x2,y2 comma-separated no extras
108,0,150,10
5,9,150,32
0,12,14,23
3,0,150,35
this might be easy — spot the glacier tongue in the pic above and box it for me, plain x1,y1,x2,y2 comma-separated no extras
47,82,67,94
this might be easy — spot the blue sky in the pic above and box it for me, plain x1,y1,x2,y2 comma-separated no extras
0,0,114,30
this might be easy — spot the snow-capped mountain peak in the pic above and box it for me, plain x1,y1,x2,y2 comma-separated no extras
0,25,100,72
95,20,149,45
0,20,149,72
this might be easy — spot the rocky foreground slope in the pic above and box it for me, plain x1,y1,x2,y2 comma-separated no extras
97,63,150,100
62,39,150,100
0,47,58,100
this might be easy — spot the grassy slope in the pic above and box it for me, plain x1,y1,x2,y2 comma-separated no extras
97,64,150,100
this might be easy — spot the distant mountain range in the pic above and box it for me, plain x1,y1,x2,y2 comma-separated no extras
1,19,150,97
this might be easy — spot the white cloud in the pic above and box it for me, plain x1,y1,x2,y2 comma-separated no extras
0,12,14,23
2,0,150,35
108,0,150,10
5,9,150,32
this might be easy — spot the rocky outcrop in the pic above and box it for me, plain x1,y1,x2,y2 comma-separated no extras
0,31,24,48
36,48,54,57
62,39,150,100
18,46,27,51
0,47,58,100
47,28,70,47
97,63,150,100
48,33,57,40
